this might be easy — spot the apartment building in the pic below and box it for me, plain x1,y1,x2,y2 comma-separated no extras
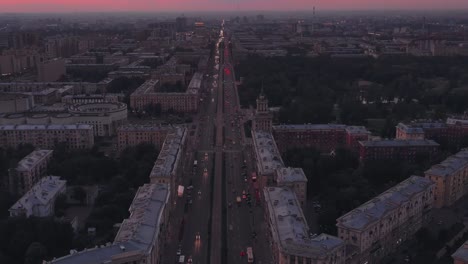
37,58,66,82
0,93,33,114
396,116,468,146
336,176,434,264
45,35,79,58
264,187,345,264
425,149,468,208
130,73,201,113
0,124,94,149
358,139,440,163
117,124,172,152
273,124,370,153
150,127,187,203
252,131,285,186
46,183,170,264
8,149,53,195
274,167,308,205
9,176,66,218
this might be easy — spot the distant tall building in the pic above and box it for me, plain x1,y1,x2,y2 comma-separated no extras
252,90,272,132
45,36,79,59
176,16,187,32
37,58,66,82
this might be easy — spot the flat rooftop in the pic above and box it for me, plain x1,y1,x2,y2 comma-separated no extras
264,187,344,258
359,139,439,147
337,176,433,231
345,126,371,135
252,131,284,176
131,79,159,95
0,124,93,131
425,149,468,177
275,167,307,184
273,124,347,131
150,127,186,179
10,176,66,213
16,149,53,172
117,124,173,132
48,183,169,264
114,183,169,252
186,72,203,95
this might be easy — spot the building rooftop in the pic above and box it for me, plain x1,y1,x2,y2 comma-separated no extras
273,124,347,131
150,127,186,179
359,139,439,147
425,149,468,177
252,131,284,176
186,72,203,95
452,240,468,262
345,126,371,135
263,187,344,258
9,176,66,215
275,167,307,184
16,149,53,172
337,176,433,230
131,79,159,95
48,183,169,264
117,124,173,132
396,122,447,133
0,124,93,131
114,183,169,252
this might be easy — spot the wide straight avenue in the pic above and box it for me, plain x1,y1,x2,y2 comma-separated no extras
164,21,272,264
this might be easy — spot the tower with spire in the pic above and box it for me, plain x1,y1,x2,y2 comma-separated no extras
253,84,272,132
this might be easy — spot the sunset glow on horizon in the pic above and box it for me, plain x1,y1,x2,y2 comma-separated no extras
1,0,468,13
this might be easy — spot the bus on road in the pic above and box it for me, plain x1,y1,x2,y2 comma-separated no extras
247,247,254,263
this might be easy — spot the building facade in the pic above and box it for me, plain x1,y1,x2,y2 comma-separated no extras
358,139,440,163
0,102,128,137
0,124,94,149
117,124,172,152
130,74,201,113
252,91,273,132
150,127,187,203
336,176,434,264
274,167,308,205
9,176,66,218
273,124,370,153
264,187,345,264
37,58,66,82
396,116,468,147
425,149,468,208
8,149,53,195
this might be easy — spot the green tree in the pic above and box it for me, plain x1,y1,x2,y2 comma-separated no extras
24,242,47,264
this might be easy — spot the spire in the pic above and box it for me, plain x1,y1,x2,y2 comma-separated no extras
260,79,265,96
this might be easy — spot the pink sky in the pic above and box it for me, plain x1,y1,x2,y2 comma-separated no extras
1,0,468,12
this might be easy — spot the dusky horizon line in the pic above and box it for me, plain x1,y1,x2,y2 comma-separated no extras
2,8,468,15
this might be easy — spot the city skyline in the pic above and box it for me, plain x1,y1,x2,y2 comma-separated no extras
1,0,468,13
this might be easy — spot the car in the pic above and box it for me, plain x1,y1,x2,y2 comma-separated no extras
198,190,202,195
242,190,246,195
242,194,247,199
187,256,193,263
196,232,201,240
176,248,181,256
